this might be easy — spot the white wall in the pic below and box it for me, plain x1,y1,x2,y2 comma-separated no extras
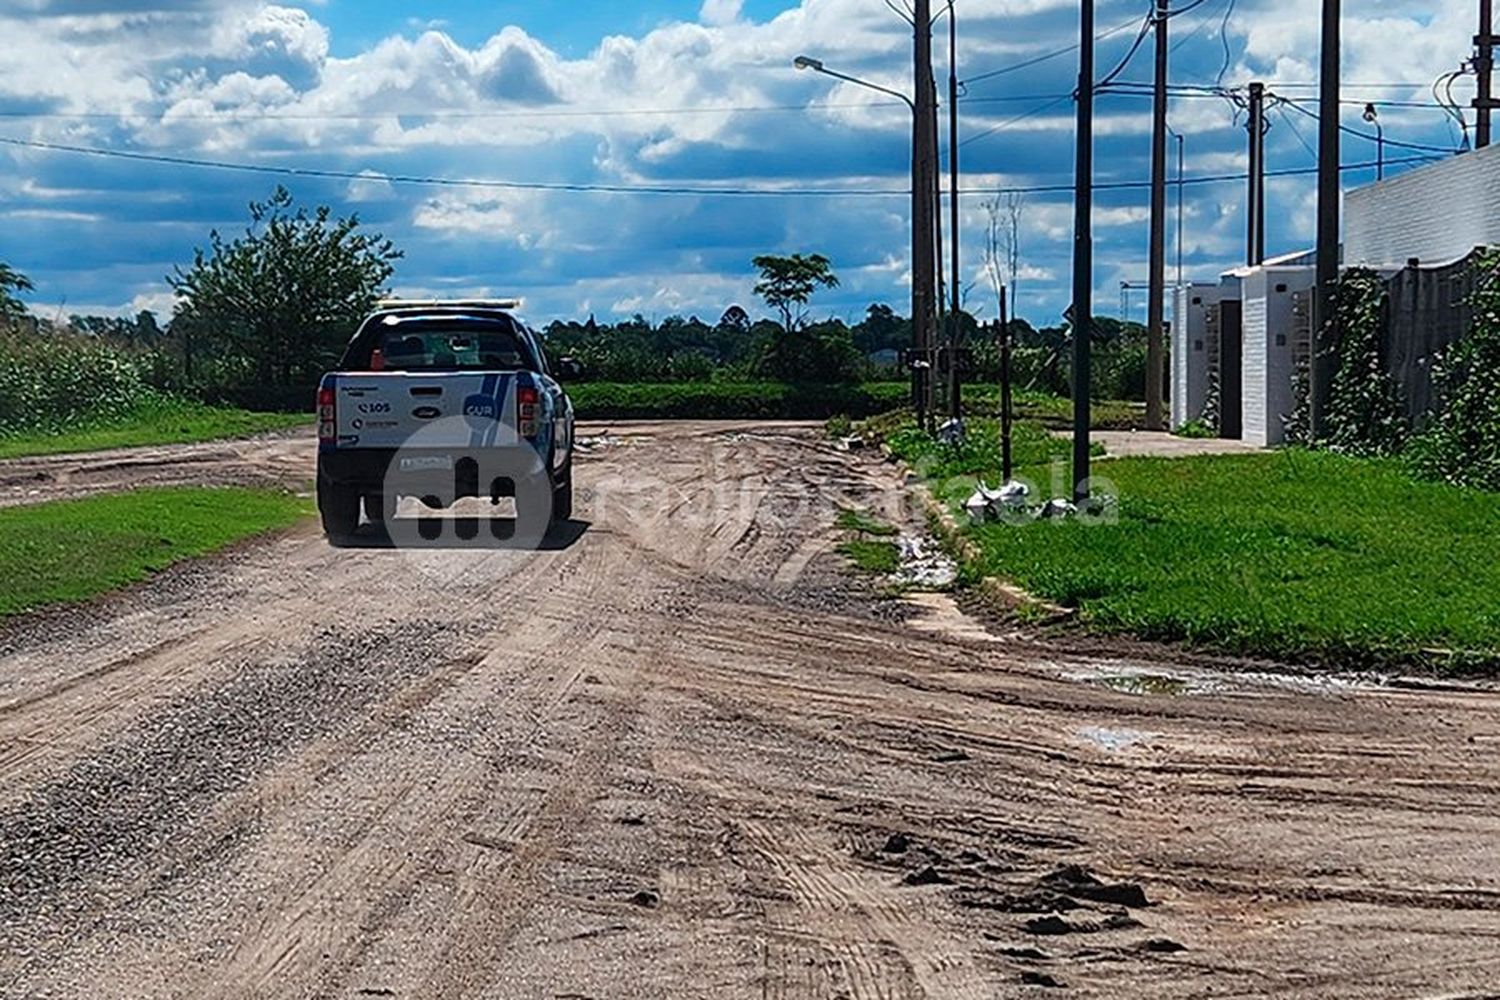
1346,143,1500,267
1171,283,1224,428
1239,267,1315,447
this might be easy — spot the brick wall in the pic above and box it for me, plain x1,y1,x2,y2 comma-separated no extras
1346,143,1500,266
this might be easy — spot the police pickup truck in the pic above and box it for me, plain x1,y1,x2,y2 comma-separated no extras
315,300,578,544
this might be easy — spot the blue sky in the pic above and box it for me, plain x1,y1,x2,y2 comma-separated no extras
0,0,1485,327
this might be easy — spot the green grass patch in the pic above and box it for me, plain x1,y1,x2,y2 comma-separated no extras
1173,419,1217,440
889,429,1500,671
835,506,898,537
0,397,310,459
837,539,901,575
0,486,311,616
883,418,1102,483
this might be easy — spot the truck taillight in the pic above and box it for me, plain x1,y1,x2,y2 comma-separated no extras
517,386,540,439
318,386,336,443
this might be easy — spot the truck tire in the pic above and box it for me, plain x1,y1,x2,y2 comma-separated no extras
550,454,573,525
319,484,361,544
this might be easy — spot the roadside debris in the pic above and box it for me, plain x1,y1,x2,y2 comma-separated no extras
937,418,965,446
964,480,1030,524
575,432,627,452
963,484,1118,525
895,535,958,589
838,435,867,452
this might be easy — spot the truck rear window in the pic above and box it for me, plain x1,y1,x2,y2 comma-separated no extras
370,323,532,372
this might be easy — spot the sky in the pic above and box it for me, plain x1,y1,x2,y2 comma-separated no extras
0,0,1485,327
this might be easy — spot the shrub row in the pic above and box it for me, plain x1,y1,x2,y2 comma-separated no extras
0,331,160,433
568,381,910,420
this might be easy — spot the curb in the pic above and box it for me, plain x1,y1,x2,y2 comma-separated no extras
881,446,1077,626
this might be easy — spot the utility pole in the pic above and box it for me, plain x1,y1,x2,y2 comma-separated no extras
1071,0,1095,501
1000,285,1013,481
1247,81,1267,266
948,1,962,422
914,0,937,430
932,74,946,420
1311,0,1340,440
1145,0,1169,431
1174,128,1185,287
1479,0,1495,148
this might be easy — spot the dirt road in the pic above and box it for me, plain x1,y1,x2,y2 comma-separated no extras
3,423,1499,998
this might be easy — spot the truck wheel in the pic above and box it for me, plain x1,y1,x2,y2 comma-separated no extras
319,484,361,544
550,455,573,524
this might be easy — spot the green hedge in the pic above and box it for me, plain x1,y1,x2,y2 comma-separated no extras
568,382,909,420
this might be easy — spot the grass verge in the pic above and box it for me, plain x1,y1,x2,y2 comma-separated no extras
0,486,311,617
834,505,901,576
887,421,1500,671
0,397,310,460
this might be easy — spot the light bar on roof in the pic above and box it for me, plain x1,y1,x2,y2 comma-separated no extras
376,298,523,311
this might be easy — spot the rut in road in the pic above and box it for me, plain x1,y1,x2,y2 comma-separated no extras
2,422,1500,998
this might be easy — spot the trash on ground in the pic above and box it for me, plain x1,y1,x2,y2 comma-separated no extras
1038,498,1077,520
838,435,867,452
894,535,959,589
965,480,1030,524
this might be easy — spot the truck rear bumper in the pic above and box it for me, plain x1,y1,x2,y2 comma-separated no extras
318,445,548,498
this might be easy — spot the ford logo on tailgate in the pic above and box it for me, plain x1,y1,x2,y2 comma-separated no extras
412,406,442,420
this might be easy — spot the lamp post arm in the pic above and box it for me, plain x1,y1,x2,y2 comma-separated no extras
808,65,916,112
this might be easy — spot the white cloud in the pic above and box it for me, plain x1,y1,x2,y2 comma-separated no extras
0,0,1487,322
699,0,743,28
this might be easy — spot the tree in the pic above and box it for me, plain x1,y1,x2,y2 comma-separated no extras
751,253,839,332
718,305,751,333
1,262,34,325
168,187,402,386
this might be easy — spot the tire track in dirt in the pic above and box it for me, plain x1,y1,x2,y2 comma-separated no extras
4,423,1500,998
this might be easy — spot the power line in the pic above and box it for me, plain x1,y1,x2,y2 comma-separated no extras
1276,95,1459,153
962,15,1142,86
959,94,1074,147
0,100,917,122
0,135,911,198
0,133,1436,199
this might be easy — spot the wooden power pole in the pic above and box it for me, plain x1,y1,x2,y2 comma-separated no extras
913,0,938,429
1311,0,1340,440
1146,0,1169,431
1247,82,1267,266
1071,0,1095,500
1479,0,1495,148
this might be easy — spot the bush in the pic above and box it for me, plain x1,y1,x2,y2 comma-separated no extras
1323,268,1407,457
1408,249,1500,490
0,330,160,432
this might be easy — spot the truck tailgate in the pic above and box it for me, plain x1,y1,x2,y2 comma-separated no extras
331,372,521,449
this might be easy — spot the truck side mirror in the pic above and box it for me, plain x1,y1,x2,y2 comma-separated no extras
558,357,585,381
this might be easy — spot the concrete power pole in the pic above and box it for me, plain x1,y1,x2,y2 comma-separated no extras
1247,81,1267,266
1311,0,1341,440
1479,0,1495,148
1071,0,1095,500
913,0,938,429
1145,0,1169,431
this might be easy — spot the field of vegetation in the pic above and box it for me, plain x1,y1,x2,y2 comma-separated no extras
0,486,310,617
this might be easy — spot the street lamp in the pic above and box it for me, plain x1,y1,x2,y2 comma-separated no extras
1165,123,1186,288
794,55,931,426
1363,102,1385,180
793,55,914,111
